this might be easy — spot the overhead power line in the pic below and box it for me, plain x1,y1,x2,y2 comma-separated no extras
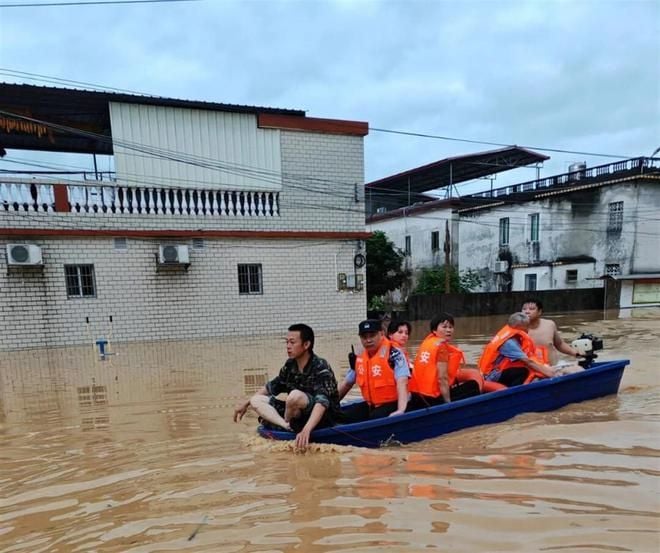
0,109,373,208
368,127,636,160
0,69,160,97
0,0,200,8
0,68,645,161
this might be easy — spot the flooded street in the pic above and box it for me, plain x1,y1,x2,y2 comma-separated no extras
1,311,659,552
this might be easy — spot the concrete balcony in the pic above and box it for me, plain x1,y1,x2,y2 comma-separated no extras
0,176,280,217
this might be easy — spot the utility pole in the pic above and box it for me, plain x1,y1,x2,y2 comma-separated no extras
443,219,451,294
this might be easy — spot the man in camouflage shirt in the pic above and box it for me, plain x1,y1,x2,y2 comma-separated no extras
234,323,340,449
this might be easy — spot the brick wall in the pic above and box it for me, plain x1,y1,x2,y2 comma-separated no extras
0,130,367,351
0,237,365,351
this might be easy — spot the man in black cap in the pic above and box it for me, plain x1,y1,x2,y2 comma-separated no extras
338,319,410,421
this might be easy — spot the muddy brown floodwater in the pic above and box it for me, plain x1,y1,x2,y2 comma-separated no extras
1,310,659,552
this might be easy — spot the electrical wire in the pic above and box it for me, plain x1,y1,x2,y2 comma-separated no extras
0,69,160,97
368,127,637,160
0,68,647,162
0,109,362,196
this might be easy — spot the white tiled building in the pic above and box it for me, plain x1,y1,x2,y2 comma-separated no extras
0,85,369,351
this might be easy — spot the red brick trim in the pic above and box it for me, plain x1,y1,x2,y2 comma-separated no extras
257,114,369,136
0,228,371,240
52,184,70,212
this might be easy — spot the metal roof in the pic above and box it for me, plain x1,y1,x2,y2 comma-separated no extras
0,83,305,155
366,146,549,194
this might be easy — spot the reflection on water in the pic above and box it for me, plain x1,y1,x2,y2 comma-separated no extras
0,311,659,552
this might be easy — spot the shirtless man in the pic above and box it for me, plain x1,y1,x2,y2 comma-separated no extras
522,298,578,366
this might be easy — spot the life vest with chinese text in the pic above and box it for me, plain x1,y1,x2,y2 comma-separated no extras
355,337,398,406
410,334,463,398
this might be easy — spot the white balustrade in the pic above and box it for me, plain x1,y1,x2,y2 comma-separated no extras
1,178,280,217
220,192,227,215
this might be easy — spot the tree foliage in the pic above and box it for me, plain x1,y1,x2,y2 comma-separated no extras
413,266,482,295
365,231,409,301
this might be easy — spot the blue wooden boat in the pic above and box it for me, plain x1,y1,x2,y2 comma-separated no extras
257,359,629,448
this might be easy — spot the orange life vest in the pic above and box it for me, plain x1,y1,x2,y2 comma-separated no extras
355,337,399,407
410,334,463,398
477,325,545,381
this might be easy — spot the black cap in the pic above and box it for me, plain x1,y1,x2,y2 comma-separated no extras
358,319,382,335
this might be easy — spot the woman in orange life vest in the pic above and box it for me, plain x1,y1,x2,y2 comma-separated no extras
338,319,410,422
478,312,582,388
386,320,413,368
432,313,507,394
407,313,482,410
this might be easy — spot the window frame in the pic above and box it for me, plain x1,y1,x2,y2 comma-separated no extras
404,235,411,256
605,263,621,277
529,213,539,242
566,269,578,283
524,273,537,291
238,263,263,295
64,264,97,298
499,217,510,246
430,230,440,252
431,230,440,252
607,201,624,233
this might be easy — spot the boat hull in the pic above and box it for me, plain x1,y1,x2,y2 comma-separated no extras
257,359,629,448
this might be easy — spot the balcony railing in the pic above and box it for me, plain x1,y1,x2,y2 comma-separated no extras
469,157,660,200
0,180,55,212
0,178,280,217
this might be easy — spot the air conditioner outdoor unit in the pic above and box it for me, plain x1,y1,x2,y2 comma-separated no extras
494,260,509,273
158,244,189,264
6,244,43,266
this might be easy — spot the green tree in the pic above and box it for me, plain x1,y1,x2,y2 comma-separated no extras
459,269,482,293
365,231,409,301
413,266,482,294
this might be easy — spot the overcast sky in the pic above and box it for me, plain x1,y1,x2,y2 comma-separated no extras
1,0,659,195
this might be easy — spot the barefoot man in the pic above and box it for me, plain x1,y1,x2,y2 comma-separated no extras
233,323,340,449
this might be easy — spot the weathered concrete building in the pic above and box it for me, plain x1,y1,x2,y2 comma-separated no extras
366,147,548,300
457,158,660,293
0,84,369,351
367,154,660,306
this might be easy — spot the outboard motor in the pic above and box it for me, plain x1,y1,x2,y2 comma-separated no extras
571,333,604,368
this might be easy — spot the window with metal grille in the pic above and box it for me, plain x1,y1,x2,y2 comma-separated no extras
243,368,268,395
431,231,439,252
192,238,205,249
65,265,96,298
566,269,578,283
605,263,621,277
529,213,539,242
238,263,262,295
608,201,623,232
404,235,411,256
499,217,510,246
77,385,107,408
113,237,127,250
